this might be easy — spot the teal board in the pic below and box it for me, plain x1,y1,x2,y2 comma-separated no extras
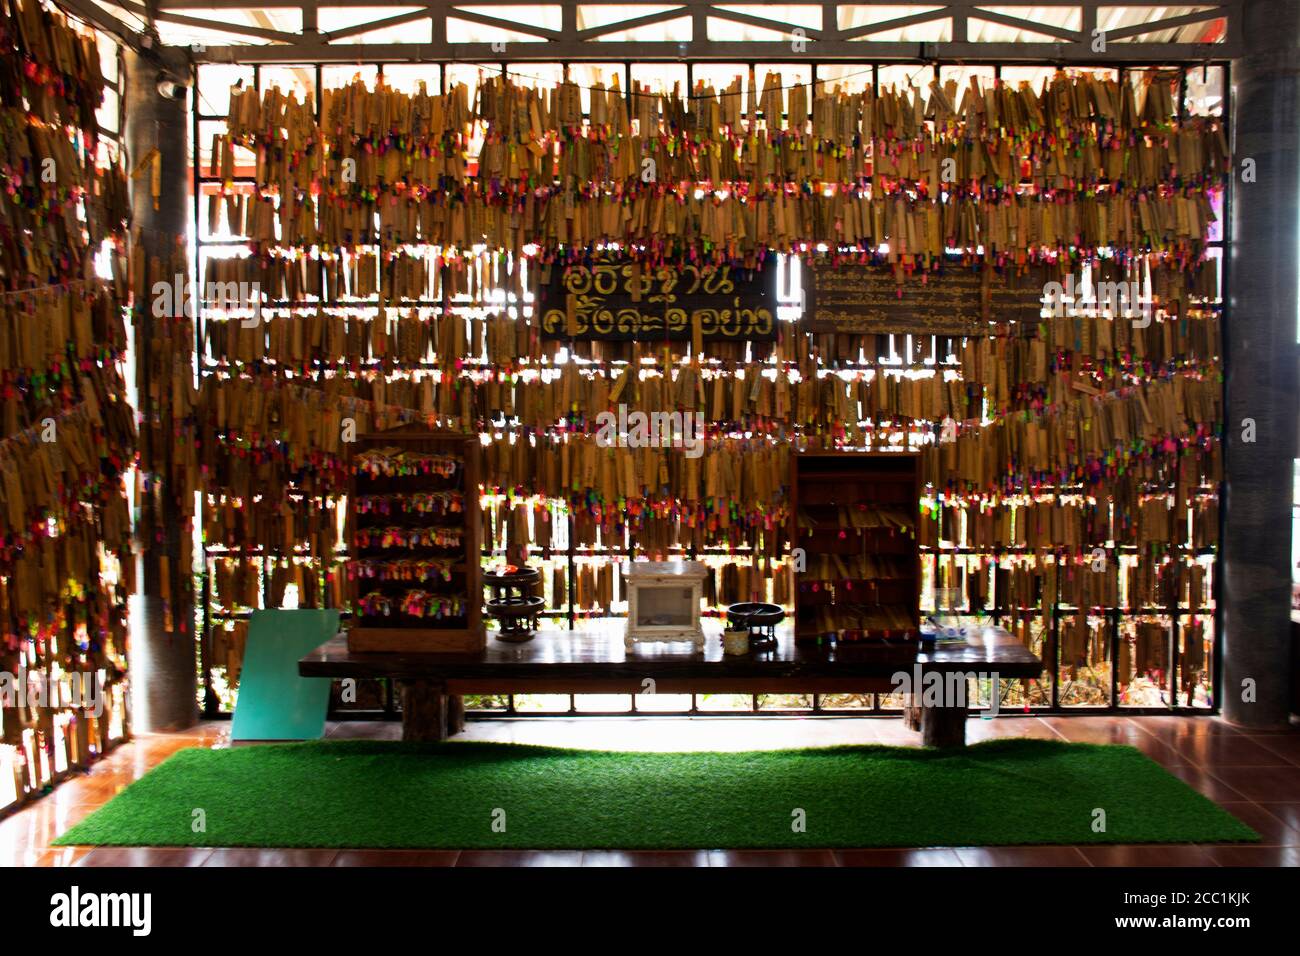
230,610,339,741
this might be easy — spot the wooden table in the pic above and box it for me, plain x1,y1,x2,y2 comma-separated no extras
300,626,1040,747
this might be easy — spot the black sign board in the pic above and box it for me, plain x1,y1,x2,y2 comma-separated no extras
802,263,1046,335
538,261,777,341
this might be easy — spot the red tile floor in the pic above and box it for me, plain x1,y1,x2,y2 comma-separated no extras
2,714,1297,867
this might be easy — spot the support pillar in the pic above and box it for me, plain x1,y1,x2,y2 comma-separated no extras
399,680,450,742
123,44,196,732
1223,0,1300,727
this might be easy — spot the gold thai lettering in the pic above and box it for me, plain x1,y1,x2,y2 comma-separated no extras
542,260,774,341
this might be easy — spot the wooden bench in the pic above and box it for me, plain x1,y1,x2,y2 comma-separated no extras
299,626,1041,748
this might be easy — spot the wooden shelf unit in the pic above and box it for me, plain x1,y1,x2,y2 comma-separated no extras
791,451,922,644
346,427,484,652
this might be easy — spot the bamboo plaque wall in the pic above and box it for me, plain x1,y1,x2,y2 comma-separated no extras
0,0,134,813
197,64,1226,713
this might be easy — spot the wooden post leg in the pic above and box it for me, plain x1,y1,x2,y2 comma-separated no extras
920,703,967,748
446,695,465,736
901,694,923,732
399,680,447,742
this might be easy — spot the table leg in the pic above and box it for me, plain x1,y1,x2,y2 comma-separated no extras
919,702,967,748
902,695,923,732
399,679,448,742
447,694,465,735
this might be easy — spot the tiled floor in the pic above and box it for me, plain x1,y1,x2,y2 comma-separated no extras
2,714,1297,867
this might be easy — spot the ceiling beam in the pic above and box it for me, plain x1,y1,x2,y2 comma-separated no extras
446,8,563,42
1100,7,1231,43
574,8,691,42
705,9,826,42
965,9,1082,44
108,0,1238,62
839,10,951,43
322,7,437,42
60,0,150,49
190,39,1237,65
115,0,302,42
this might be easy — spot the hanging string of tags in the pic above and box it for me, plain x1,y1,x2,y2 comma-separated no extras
0,402,131,553
921,373,1221,494
0,0,106,131
130,242,198,637
919,483,1219,554
0,199,132,709
0,280,127,393
207,554,343,613
218,70,1228,267
1058,615,1109,681
0,3,134,773
201,249,438,303
1119,619,1170,679
0,0,125,290
199,283,1221,446
0,517,130,688
0,399,135,713
202,370,791,538
925,543,1212,614
203,496,342,560
197,359,1219,567
133,242,200,502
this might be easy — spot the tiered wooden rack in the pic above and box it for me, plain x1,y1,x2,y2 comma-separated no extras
792,452,921,644
346,428,483,652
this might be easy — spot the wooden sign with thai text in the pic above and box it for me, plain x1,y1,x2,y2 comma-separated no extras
539,261,776,341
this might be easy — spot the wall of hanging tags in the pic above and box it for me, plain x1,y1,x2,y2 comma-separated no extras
0,0,133,815
190,59,1226,716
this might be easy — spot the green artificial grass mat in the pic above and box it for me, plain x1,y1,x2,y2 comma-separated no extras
55,739,1258,849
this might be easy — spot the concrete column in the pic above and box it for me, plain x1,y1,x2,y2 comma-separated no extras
1223,0,1300,726
123,45,197,732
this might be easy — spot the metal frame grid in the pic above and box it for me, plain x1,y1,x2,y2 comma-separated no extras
189,51,1230,722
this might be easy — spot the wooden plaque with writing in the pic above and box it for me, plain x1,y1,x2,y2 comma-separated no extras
802,264,1045,335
